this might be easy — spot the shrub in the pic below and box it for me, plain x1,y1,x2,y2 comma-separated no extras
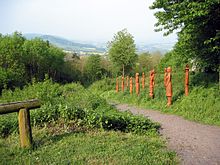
0,80,159,136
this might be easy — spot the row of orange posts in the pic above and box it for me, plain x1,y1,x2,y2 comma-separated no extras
115,65,190,106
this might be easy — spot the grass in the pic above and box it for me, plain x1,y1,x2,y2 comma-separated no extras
0,80,178,164
89,73,220,126
0,124,177,165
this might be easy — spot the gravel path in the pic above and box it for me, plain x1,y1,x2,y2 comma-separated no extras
114,103,220,165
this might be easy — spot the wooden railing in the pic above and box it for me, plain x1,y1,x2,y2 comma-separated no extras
0,99,41,148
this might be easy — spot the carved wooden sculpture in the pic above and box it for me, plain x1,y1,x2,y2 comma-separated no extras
135,73,139,96
164,68,167,87
165,67,172,106
185,64,189,96
121,76,124,92
149,69,155,98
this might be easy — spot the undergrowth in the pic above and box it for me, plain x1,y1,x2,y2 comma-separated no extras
0,79,178,164
0,79,159,137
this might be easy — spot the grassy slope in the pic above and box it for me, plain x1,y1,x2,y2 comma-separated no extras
0,81,177,164
0,127,177,165
89,73,220,126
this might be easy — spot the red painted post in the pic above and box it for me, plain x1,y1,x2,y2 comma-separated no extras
164,68,167,87
135,73,139,96
121,76,124,92
185,64,189,96
165,67,172,106
149,69,155,99
116,77,119,93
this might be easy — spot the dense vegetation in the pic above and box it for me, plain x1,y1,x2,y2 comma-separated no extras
0,80,177,164
0,32,79,92
150,0,220,72
0,79,160,136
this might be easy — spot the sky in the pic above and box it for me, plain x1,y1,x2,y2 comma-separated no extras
0,0,177,44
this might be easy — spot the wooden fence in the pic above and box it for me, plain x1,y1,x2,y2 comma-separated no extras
0,99,41,148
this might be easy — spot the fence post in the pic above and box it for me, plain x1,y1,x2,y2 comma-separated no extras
121,76,124,92
18,108,32,148
149,69,155,99
135,73,140,96
165,67,172,106
0,99,40,149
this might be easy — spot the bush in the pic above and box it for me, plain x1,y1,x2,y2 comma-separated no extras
0,80,159,136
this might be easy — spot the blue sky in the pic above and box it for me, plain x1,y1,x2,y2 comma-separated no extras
0,0,177,44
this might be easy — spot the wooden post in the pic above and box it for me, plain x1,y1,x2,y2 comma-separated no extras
130,77,133,94
142,72,145,89
121,76,124,92
149,69,155,99
185,64,189,96
0,99,40,149
164,68,167,87
18,108,32,148
165,67,172,106
135,73,139,96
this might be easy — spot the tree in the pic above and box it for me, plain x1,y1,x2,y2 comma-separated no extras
137,52,152,73
84,55,102,84
108,29,137,76
150,0,220,72
0,32,26,89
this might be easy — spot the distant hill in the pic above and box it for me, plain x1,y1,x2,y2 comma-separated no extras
24,33,174,55
137,42,175,55
24,33,106,53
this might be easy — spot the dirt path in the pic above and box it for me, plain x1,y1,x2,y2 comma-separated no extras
114,104,220,165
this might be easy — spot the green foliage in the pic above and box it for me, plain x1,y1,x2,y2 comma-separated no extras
108,29,137,76
137,52,152,73
83,54,102,84
0,32,81,93
89,78,115,95
150,0,220,71
0,80,159,137
157,51,187,72
137,51,163,73
0,32,26,90
172,86,220,125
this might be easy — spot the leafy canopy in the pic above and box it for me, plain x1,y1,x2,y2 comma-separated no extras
108,29,137,75
150,0,220,71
